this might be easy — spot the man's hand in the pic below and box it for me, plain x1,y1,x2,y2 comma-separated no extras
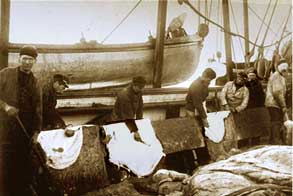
194,108,199,116
102,134,112,145
133,132,144,143
31,132,39,145
230,107,237,113
202,118,209,128
5,105,18,117
224,104,230,111
282,107,288,113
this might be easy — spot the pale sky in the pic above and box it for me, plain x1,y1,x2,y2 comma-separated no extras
9,0,292,86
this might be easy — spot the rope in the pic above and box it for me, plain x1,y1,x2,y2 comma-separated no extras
276,6,292,50
229,0,244,58
265,7,291,56
216,0,220,51
260,0,278,48
248,6,278,36
182,0,278,49
198,0,201,25
231,37,236,64
266,17,286,53
250,0,272,54
207,0,213,26
264,32,292,48
101,0,143,44
254,0,278,66
205,0,208,23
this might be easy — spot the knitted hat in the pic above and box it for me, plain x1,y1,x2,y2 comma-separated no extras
53,74,69,88
132,76,146,87
246,67,257,75
19,45,38,59
277,59,289,72
202,68,217,80
237,71,248,79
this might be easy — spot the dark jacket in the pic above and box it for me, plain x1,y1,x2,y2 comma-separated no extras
0,67,41,142
111,85,143,121
185,77,209,119
0,66,42,196
245,80,265,108
42,80,66,130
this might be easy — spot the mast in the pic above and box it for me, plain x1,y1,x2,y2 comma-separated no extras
243,0,250,65
0,0,10,70
222,0,233,81
153,0,168,88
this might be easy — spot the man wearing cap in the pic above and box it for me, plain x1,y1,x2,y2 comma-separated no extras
111,76,146,122
221,71,249,113
0,45,41,195
245,67,265,108
42,74,69,130
186,68,217,128
185,68,216,168
265,59,289,144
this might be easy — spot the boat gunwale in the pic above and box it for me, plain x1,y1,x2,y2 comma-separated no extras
8,35,202,54
59,86,223,99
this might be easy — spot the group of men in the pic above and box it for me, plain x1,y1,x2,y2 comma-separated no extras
0,45,147,195
220,60,289,145
0,46,70,195
0,45,290,195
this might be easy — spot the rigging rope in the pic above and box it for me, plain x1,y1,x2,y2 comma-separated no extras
205,0,208,23
254,0,278,66
229,0,244,59
249,0,272,56
248,6,278,36
265,6,292,56
276,6,292,50
101,0,143,44
198,0,201,25
231,37,237,64
182,0,278,48
216,0,220,51
207,0,213,26
259,0,278,48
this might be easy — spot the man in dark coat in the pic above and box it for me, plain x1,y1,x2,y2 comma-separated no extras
183,68,216,170
245,67,265,108
186,68,217,128
111,76,146,122
42,74,69,130
109,76,146,180
0,45,42,195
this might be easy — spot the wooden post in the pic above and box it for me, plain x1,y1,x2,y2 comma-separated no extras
222,0,233,81
243,0,250,68
153,0,168,88
0,0,10,70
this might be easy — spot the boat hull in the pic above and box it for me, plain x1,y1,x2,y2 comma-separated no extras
8,35,203,86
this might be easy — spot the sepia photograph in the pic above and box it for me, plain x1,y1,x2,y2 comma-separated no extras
0,0,292,195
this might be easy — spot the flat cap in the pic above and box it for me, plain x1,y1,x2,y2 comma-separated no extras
20,45,38,58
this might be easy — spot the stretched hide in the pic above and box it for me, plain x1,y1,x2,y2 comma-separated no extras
103,119,164,177
37,126,83,169
185,146,292,196
205,111,229,143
